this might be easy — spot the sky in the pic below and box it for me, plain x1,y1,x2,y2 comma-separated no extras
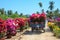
0,0,60,15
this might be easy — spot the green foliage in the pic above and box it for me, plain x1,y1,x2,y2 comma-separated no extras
53,26,60,37
39,2,42,8
54,8,60,17
20,15,27,18
0,14,9,20
10,13,19,19
0,8,28,20
7,10,13,15
49,1,54,11
0,8,5,14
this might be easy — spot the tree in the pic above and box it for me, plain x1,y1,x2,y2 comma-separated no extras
39,2,43,12
48,1,54,17
5,11,7,15
54,8,60,17
0,8,5,14
46,10,50,17
39,2,42,8
36,11,39,14
7,10,13,15
15,11,18,14
20,13,23,16
49,1,54,12
46,10,49,14
0,9,1,15
1,8,5,14
42,9,44,12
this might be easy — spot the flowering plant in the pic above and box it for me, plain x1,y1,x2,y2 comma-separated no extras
39,12,46,22
15,18,25,31
30,12,46,22
56,17,60,22
6,18,16,37
53,25,60,38
0,18,7,39
55,17,60,28
48,22,54,27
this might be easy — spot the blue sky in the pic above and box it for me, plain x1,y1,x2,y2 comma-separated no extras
0,0,60,15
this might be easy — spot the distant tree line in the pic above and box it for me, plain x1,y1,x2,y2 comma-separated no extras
0,8,30,20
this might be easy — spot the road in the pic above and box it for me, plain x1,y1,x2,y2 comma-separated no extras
20,20,60,40
6,20,60,40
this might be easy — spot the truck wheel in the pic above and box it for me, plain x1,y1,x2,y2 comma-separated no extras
31,28,34,32
42,28,45,33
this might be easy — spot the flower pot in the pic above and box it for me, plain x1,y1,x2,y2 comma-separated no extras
0,37,5,40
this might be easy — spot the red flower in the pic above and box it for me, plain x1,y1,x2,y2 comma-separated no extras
40,12,46,19
29,12,46,22
0,18,7,33
15,18,25,29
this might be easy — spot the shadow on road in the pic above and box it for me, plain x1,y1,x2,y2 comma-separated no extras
23,30,43,35
45,28,51,32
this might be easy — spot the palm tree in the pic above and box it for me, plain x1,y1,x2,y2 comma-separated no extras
49,1,54,12
48,1,54,17
39,2,42,8
39,2,43,12
46,10,49,14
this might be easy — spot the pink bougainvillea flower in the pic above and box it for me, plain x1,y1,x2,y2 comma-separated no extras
56,17,60,21
14,18,25,29
6,18,16,35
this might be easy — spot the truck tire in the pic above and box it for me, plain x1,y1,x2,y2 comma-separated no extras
31,28,34,32
42,28,45,33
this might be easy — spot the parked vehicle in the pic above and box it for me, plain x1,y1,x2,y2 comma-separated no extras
30,21,45,32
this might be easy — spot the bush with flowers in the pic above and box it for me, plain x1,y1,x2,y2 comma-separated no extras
30,12,46,22
52,17,60,38
0,18,7,40
53,25,60,38
48,22,55,31
6,18,17,38
15,18,25,32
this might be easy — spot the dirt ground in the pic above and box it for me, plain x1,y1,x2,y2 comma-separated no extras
20,28,60,40
20,20,60,40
